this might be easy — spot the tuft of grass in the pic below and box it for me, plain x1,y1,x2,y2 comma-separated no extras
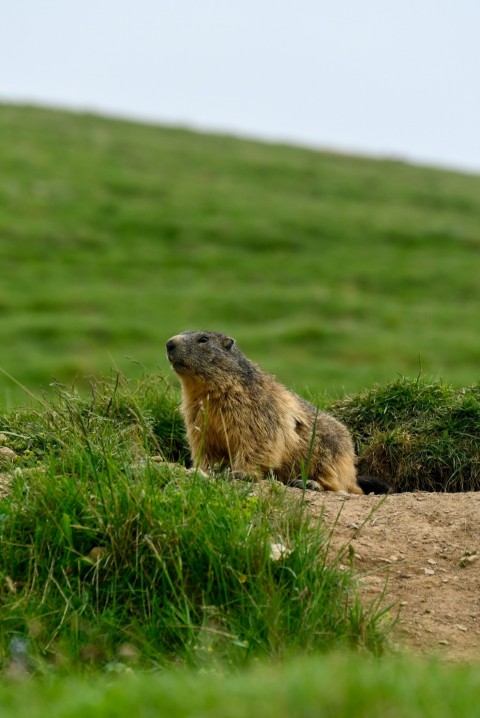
331,377,480,492
0,375,388,674
0,373,188,470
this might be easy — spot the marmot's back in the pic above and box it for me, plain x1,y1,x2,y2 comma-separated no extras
166,330,363,494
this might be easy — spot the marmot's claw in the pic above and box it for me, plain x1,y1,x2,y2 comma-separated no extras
287,478,323,492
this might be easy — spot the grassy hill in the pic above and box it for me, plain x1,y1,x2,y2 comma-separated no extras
1,103,480,404
1,104,480,708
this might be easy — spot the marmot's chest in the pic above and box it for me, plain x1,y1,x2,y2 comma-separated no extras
186,389,246,419
185,395,246,463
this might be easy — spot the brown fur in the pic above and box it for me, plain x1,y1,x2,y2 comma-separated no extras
166,330,363,494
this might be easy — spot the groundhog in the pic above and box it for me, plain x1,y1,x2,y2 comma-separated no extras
166,330,386,494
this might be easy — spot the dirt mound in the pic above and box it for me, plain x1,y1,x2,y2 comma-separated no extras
300,489,480,660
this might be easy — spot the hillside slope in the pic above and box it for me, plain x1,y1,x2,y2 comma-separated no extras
1,104,480,402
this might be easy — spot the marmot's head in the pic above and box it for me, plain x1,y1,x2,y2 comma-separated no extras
166,331,256,386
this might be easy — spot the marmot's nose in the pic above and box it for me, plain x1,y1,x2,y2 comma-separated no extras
166,338,177,355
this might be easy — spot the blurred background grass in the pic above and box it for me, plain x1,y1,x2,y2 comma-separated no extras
1,104,479,405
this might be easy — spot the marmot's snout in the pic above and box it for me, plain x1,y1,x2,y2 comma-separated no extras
166,335,190,373
166,337,177,358
166,336,183,367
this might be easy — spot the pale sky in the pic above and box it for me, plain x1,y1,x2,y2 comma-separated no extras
2,0,480,172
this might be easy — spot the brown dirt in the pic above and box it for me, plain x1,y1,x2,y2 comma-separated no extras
296,488,480,661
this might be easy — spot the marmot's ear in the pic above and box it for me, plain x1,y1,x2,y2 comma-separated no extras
223,336,235,350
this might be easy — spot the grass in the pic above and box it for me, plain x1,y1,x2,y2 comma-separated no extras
1,653,480,717
1,104,480,403
332,377,480,492
0,375,388,674
1,367,477,687
1,102,480,707
0,366,477,682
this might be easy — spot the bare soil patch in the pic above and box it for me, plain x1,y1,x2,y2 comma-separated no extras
299,489,480,660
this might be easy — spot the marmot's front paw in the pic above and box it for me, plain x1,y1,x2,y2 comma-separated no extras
287,478,324,492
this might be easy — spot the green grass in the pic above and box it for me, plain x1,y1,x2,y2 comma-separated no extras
0,375,388,674
2,103,480,705
1,104,480,404
1,653,480,717
1,368,478,682
332,377,480,491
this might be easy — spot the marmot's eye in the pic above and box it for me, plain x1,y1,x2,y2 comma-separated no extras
197,336,209,344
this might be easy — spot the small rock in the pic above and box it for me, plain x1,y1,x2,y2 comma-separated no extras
438,640,449,646
117,643,139,660
459,554,478,568
456,624,468,632
423,568,435,576
185,467,210,478
427,559,437,566
269,542,291,561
